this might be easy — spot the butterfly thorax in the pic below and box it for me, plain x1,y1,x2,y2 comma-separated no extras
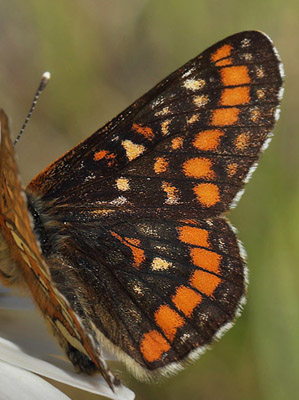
26,193,58,256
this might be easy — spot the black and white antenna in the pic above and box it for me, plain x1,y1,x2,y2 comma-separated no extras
14,71,51,146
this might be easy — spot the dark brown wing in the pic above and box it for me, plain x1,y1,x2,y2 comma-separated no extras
22,31,283,380
46,214,246,378
27,31,283,220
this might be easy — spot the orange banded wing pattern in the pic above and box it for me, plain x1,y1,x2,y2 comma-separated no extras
28,31,283,221
1,31,283,386
54,215,245,376
0,110,119,390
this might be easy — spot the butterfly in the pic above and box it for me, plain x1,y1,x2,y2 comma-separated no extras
0,31,283,390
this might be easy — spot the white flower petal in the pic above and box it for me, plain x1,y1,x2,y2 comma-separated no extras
0,361,71,400
0,286,135,400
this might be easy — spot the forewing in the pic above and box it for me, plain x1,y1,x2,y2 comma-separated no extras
27,31,283,219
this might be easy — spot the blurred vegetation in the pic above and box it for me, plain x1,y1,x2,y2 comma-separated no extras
0,0,298,399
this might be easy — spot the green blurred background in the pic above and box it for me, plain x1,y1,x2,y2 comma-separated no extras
0,1,298,399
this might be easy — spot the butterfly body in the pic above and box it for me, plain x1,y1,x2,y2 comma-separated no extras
0,31,283,389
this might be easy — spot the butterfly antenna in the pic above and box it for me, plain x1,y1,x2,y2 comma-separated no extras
13,71,51,146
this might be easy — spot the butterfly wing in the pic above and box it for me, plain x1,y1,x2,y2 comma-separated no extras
28,30,283,218
19,31,283,380
47,213,245,378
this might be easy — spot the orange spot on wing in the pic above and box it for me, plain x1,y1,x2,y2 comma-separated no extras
132,123,155,140
211,44,233,62
178,226,209,248
220,87,250,106
110,232,145,268
140,330,170,362
220,65,250,86
215,58,233,67
182,157,215,179
190,248,221,273
179,219,199,225
154,157,168,174
126,238,145,268
94,150,116,163
94,150,108,161
210,107,240,126
172,286,202,317
155,305,184,341
193,129,224,151
171,137,183,149
190,270,221,296
193,183,220,207
107,153,116,159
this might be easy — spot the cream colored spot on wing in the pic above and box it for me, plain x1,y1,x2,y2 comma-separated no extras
122,140,145,161
193,95,209,108
116,177,130,191
187,114,199,124
162,181,180,205
183,78,205,91
242,53,253,61
109,196,127,206
151,96,165,108
256,66,265,78
235,132,250,150
227,162,238,177
132,283,143,295
155,106,170,116
250,107,261,122
152,257,172,271
182,67,195,78
161,119,171,136
91,209,116,216
256,89,265,99
241,38,251,47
